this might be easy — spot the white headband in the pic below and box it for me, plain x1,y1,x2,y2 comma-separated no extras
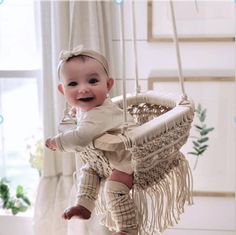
58,45,110,78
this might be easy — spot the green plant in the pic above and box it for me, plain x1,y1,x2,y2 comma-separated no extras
0,178,31,215
188,104,214,169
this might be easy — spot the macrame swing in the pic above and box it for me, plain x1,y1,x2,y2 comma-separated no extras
59,1,194,234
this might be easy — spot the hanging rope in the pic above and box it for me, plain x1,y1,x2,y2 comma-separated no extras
131,0,141,94
169,0,188,103
118,1,128,128
68,1,76,50
61,1,76,123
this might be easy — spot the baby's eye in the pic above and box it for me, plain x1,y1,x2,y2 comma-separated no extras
68,81,78,86
88,78,99,84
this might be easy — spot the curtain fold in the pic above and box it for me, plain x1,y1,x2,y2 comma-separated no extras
34,1,115,234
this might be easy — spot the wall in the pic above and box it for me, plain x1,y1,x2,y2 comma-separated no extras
111,1,235,234
111,1,234,85
0,214,33,235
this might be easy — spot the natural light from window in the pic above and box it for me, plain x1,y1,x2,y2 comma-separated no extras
0,0,41,202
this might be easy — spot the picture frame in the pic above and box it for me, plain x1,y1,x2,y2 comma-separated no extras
147,74,235,90
147,0,235,42
148,75,235,198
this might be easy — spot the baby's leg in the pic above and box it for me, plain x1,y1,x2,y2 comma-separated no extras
105,169,138,235
63,166,100,220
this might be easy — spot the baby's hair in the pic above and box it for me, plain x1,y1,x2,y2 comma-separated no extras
66,54,88,62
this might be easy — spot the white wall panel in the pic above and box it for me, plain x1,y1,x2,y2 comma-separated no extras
152,81,235,192
112,0,147,40
163,229,235,235
112,41,235,79
111,1,235,80
0,215,33,235
162,197,235,235
111,1,235,234
113,79,148,96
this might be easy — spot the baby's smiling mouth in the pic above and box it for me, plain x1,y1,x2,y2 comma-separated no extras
78,97,94,102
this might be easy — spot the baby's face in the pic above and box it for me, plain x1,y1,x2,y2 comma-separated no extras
59,57,113,111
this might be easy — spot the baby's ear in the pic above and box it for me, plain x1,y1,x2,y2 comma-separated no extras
58,83,64,95
107,78,114,91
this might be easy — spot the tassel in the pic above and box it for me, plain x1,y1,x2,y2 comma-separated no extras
131,153,193,234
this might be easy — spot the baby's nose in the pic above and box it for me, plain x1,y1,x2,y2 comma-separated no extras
78,84,89,93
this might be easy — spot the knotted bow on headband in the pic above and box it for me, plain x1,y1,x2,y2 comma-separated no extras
59,45,84,62
58,45,110,77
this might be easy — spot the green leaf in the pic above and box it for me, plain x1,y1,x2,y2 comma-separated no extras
194,124,203,130
199,144,208,150
16,185,23,195
18,205,28,212
196,104,202,113
197,149,206,155
200,109,206,122
200,127,214,136
5,200,13,209
197,137,209,143
3,201,8,209
21,195,31,206
188,152,199,156
0,184,10,200
193,141,200,147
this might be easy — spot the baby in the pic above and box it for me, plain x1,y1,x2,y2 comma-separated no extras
45,45,138,235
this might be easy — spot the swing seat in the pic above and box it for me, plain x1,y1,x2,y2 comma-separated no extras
59,90,194,233
85,90,194,233
92,90,194,186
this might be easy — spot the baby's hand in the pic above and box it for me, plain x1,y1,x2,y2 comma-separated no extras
45,138,57,151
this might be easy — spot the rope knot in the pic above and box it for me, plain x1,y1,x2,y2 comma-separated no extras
179,94,190,105
59,45,84,61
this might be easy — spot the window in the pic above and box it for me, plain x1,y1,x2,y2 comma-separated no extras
0,0,42,200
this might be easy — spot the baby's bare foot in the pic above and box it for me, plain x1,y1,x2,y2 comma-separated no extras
62,205,91,220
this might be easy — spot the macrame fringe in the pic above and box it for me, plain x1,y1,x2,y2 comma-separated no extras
133,153,193,234
95,153,193,234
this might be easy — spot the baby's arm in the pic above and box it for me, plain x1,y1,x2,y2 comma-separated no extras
54,109,120,152
45,119,96,152
55,119,103,152
45,107,77,151
45,104,126,152
45,115,105,152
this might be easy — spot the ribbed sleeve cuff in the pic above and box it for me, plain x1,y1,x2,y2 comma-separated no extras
54,134,65,151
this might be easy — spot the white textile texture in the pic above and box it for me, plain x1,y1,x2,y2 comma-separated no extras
34,1,114,235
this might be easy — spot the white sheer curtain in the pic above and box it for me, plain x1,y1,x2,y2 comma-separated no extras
34,1,115,235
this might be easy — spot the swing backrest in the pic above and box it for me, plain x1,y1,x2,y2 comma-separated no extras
112,91,194,147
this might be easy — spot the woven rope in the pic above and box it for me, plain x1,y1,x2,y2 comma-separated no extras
78,97,194,234
131,122,191,189
80,100,192,186
128,103,172,125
